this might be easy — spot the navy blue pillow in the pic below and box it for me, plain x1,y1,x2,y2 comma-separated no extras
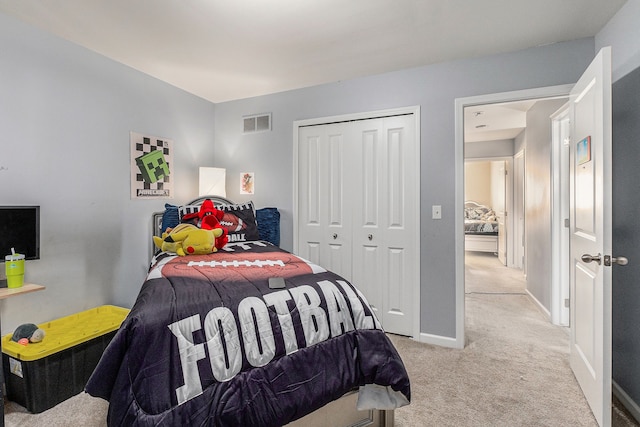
161,204,180,232
256,207,280,246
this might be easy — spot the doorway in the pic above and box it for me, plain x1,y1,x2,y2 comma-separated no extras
463,96,570,324
455,84,574,350
457,48,615,427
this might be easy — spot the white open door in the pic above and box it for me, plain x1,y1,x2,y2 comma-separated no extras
569,47,613,427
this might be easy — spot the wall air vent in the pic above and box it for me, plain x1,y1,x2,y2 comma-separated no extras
243,113,272,134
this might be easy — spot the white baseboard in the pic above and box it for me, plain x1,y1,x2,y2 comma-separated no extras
415,332,463,349
613,380,640,423
525,288,551,320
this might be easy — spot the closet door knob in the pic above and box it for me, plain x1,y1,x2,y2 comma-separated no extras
332,233,338,239
368,234,373,241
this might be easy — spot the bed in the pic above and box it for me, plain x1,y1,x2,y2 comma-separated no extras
86,196,410,427
464,201,499,253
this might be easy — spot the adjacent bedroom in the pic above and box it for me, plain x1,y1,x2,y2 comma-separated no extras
464,160,505,262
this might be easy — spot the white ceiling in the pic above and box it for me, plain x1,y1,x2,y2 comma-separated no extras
0,0,627,104
464,100,538,143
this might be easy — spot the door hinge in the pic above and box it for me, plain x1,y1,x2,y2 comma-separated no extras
564,298,570,308
564,218,569,228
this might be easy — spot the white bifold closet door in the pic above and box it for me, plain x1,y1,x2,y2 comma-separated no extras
297,114,417,336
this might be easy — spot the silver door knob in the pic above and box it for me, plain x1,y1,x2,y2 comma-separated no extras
612,256,628,266
332,233,337,239
368,234,373,241
604,255,628,266
581,253,602,265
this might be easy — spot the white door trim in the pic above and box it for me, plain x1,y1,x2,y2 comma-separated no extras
293,105,421,340
455,85,574,348
512,150,525,270
550,102,571,326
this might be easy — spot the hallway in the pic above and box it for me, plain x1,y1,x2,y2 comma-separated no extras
465,252,526,295
462,251,638,426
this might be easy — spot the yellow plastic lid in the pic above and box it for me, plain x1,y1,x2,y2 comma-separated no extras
2,305,129,361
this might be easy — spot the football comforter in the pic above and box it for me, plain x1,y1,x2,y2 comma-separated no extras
85,241,410,426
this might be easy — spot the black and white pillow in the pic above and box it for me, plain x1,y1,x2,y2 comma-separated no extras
219,202,260,242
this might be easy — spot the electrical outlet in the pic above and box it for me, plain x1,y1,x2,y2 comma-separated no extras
432,205,442,220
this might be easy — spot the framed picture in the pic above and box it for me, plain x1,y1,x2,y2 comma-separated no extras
240,172,255,194
130,132,173,199
577,136,591,165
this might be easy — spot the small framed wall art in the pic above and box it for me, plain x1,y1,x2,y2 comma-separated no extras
577,136,591,165
240,172,255,195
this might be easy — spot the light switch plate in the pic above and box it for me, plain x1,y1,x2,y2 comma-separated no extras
432,205,442,219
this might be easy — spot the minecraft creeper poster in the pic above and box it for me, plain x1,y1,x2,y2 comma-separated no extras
130,132,174,199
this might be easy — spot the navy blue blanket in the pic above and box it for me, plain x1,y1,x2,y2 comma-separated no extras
86,241,410,426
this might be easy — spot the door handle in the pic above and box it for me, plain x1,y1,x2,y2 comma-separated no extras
581,253,601,265
604,255,628,266
332,233,338,240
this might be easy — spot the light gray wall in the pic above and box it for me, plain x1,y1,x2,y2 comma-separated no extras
214,39,595,338
464,139,514,159
522,99,567,310
599,0,640,414
0,13,216,334
596,0,640,82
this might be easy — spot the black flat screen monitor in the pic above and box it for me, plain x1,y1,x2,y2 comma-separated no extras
0,206,40,261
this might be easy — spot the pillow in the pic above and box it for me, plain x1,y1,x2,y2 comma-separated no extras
465,206,490,220
178,204,200,221
219,201,260,243
161,204,180,232
256,207,280,246
481,210,497,222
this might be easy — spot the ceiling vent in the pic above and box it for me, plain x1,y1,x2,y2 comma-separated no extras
243,113,272,134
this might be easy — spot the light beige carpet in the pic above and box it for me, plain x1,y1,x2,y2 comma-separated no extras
5,252,639,426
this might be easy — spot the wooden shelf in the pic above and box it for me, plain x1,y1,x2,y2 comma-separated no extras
0,283,45,300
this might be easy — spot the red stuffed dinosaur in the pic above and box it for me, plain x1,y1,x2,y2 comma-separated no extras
198,199,229,250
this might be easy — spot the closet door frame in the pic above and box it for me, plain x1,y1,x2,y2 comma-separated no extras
293,106,421,339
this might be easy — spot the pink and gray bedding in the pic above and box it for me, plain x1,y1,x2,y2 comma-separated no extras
85,242,410,426
464,204,499,235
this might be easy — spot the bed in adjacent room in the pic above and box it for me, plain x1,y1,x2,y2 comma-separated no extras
86,196,410,427
464,200,499,253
